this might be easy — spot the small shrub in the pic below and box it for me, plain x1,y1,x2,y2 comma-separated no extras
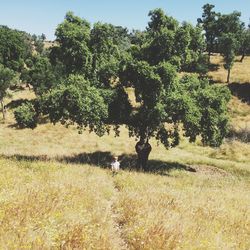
14,102,38,129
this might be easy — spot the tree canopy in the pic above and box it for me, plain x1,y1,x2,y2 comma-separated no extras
11,8,234,170
0,26,32,72
40,74,109,136
0,64,15,120
51,11,92,76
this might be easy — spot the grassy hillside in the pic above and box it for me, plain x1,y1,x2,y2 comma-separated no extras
0,55,249,249
0,157,249,249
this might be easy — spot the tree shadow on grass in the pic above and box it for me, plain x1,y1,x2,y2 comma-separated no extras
117,153,196,175
208,63,220,72
5,99,30,110
228,82,250,104
0,151,196,175
227,127,250,143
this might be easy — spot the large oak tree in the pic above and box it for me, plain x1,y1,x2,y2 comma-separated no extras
15,10,231,170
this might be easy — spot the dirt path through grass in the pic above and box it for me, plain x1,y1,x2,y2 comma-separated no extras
107,173,129,250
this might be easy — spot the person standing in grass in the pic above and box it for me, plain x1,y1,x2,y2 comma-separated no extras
111,156,120,175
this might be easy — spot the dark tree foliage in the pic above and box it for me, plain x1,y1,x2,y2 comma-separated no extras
147,8,179,33
28,56,57,95
0,64,15,120
107,86,132,124
217,11,244,36
90,22,130,86
119,58,230,169
238,27,250,62
133,9,208,73
197,4,219,60
0,26,32,72
50,12,92,76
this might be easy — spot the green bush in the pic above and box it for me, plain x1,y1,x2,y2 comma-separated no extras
14,102,38,129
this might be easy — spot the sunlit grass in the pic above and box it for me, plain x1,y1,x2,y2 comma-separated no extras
113,171,250,249
208,54,250,84
0,157,249,249
0,158,123,249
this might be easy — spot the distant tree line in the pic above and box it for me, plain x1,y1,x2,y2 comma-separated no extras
0,25,46,120
0,4,249,169
197,4,250,82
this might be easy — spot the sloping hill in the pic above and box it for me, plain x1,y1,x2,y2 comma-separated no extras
0,157,249,249
0,55,249,249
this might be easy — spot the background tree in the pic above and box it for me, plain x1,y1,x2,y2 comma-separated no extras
90,22,130,86
0,26,32,72
0,64,15,120
216,12,243,83
50,12,92,77
32,33,46,55
219,33,239,83
239,26,250,62
197,4,219,61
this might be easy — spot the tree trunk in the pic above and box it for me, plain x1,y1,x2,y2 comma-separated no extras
1,99,5,122
208,50,211,63
240,53,245,63
227,68,231,83
135,139,152,171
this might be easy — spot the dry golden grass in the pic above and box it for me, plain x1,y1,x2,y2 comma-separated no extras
0,157,249,249
208,54,250,84
229,96,250,120
113,171,250,249
7,88,36,101
125,87,139,108
44,41,58,49
0,158,124,249
228,96,250,134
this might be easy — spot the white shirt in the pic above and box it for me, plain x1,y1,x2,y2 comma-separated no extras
111,160,120,171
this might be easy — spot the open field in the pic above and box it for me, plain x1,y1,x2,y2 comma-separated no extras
0,55,249,249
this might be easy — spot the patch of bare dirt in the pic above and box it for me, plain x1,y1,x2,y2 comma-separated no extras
190,164,231,177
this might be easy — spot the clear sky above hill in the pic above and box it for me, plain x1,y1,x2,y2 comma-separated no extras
0,0,249,40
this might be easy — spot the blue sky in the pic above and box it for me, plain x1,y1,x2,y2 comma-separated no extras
0,0,249,40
